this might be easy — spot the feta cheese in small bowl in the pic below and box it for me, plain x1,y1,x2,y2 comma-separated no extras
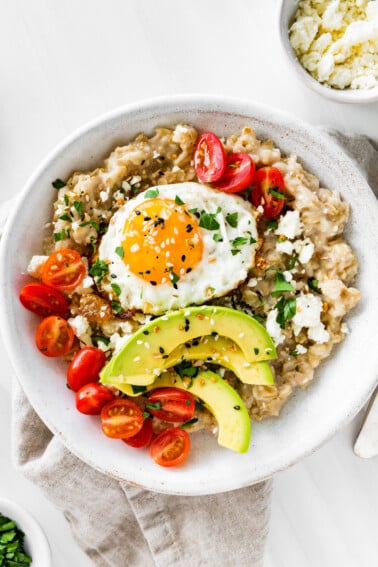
278,0,378,103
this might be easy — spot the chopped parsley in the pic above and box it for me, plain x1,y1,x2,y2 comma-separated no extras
146,401,162,411
92,335,110,347
52,178,66,189
225,212,238,228
73,200,83,215
53,228,69,242
111,300,123,314
89,259,109,283
111,283,121,296
144,188,159,199
275,296,297,329
79,220,99,230
64,194,70,206
231,249,241,256
199,211,220,231
266,219,278,231
174,360,199,380
272,271,295,296
175,195,185,205
181,417,199,429
58,213,71,222
0,513,32,566
115,246,124,258
131,386,147,395
170,271,180,287
269,187,287,200
308,278,321,294
213,233,223,242
231,236,248,247
288,254,297,270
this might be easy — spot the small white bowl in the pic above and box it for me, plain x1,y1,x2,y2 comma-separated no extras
278,0,378,104
0,497,51,566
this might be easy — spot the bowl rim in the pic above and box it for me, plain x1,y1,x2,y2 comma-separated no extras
277,0,378,104
0,497,51,564
1,94,378,494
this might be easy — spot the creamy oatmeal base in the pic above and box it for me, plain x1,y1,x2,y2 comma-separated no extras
32,124,360,425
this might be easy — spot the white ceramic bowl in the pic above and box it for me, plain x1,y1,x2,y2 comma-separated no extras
1,95,378,495
278,0,378,104
0,497,51,566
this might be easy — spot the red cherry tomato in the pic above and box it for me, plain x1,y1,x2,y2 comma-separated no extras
67,347,106,392
42,249,86,291
214,152,256,193
146,388,196,423
194,132,227,183
19,282,68,317
35,315,74,357
251,166,287,218
101,399,144,439
123,417,154,448
76,383,114,415
150,427,190,467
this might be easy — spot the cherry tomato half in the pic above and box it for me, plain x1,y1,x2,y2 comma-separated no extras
146,388,196,423
123,417,154,448
35,315,74,357
150,427,190,467
251,166,287,218
101,399,144,439
19,282,68,317
76,383,114,415
214,152,256,193
42,249,86,291
194,132,227,183
67,347,106,392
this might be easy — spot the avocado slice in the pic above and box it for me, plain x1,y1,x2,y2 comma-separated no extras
164,336,274,386
100,306,276,385
145,370,251,453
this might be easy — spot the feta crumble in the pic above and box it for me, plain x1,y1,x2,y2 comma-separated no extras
292,293,330,344
275,210,302,240
68,315,93,346
27,255,48,279
266,309,285,346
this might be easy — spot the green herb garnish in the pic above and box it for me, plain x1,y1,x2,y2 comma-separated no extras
115,246,124,258
146,401,162,410
199,211,220,231
308,278,321,294
272,271,295,296
63,194,70,206
89,259,109,283
213,233,223,242
225,212,238,228
175,195,185,205
0,513,32,566
53,228,69,242
231,236,248,247
58,213,71,222
288,254,297,270
52,178,66,189
174,360,199,379
181,417,199,429
144,188,159,199
79,220,100,230
231,249,241,256
73,200,83,215
111,300,123,314
111,283,121,296
275,296,297,329
266,219,278,230
92,335,110,346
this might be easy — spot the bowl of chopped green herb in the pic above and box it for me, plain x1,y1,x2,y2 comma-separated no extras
0,497,51,566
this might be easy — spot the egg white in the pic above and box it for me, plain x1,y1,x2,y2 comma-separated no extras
98,182,258,314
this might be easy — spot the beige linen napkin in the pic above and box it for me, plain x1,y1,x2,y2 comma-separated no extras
8,131,378,567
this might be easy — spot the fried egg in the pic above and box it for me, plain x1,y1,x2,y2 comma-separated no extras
98,182,258,314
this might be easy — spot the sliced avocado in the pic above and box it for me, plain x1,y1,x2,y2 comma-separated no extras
100,306,276,386
145,370,251,453
165,336,274,386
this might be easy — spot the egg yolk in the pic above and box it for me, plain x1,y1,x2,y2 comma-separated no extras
122,198,204,286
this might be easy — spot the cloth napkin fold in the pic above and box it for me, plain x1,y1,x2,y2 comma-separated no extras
8,130,378,567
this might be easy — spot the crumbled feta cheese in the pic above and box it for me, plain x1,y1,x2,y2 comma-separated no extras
171,165,181,173
296,344,308,354
110,332,129,354
152,150,160,159
293,238,315,264
99,190,108,202
292,293,330,344
121,180,131,191
130,176,142,186
68,315,93,346
256,205,264,214
73,275,94,294
276,240,294,255
289,0,378,90
266,309,285,346
275,210,302,240
283,271,293,283
27,255,48,278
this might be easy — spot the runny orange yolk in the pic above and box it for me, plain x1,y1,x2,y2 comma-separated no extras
122,198,204,286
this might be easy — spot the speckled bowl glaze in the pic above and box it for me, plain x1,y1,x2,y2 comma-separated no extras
1,95,377,495
278,0,378,104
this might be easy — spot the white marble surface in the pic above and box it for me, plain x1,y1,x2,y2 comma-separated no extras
0,1,377,565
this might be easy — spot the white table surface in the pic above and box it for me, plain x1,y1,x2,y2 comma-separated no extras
1,1,377,566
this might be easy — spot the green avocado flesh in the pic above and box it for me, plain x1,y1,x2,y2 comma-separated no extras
147,370,251,453
100,306,276,386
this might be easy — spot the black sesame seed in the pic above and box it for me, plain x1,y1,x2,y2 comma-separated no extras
181,254,186,262
186,224,193,233
186,268,192,274
233,405,241,411
150,281,157,286
143,330,149,335
135,210,141,215
144,216,151,221
110,274,117,279
192,339,199,346
159,346,165,354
